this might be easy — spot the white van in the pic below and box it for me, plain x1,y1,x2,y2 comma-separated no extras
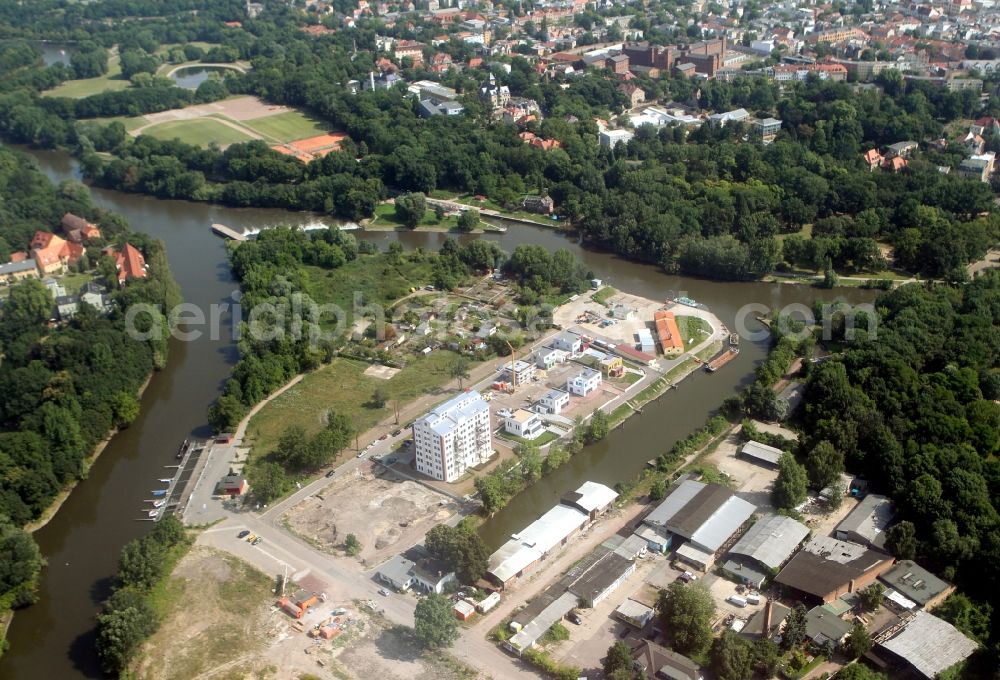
746,594,761,605
727,596,748,608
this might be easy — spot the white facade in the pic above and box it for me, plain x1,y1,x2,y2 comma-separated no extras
599,129,634,148
503,359,536,385
536,388,569,415
413,391,493,482
551,331,582,355
504,409,544,440
567,368,602,397
535,347,568,370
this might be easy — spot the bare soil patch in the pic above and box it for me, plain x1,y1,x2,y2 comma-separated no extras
282,469,458,565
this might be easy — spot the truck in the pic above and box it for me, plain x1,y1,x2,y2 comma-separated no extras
746,594,761,605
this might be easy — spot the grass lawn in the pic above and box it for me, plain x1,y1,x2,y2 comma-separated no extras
140,118,254,146
302,252,435,328
244,351,461,455
453,195,561,225
776,223,814,241
675,315,712,351
369,202,461,230
607,403,635,428
241,110,331,143
500,430,559,447
592,286,617,305
55,271,97,294
44,54,130,98
90,115,148,132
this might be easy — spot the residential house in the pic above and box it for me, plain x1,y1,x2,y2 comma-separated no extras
55,295,78,321
958,152,996,182
534,346,567,370
393,39,426,64
536,388,569,415
79,281,111,313
31,231,83,275
863,148,884,171
886,141,918,158
504,409,545,440
550,331,582,355
479,74,510,107
599,355,623,378
377,547,456,593
599,129,634,148
964,131,985,155
630,641,704,680
0,260,40,284
503,359,536,386
805,605,852,647
567,367,602,397
104,243,148,285
617,83,645,108
61,213,101,243
521,195,554,214
753,118,782,144
653,310,683,356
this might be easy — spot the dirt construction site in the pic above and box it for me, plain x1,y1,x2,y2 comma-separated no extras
280,465,460,565
135,546,479,680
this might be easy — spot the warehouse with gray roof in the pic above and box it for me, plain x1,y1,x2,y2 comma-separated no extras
835,493,894,549
879,610,978,678
722,514,810,588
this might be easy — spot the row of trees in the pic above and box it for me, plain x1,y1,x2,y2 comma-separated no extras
95,516,190,674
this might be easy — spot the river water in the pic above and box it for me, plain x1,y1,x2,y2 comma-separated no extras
0,147,873,679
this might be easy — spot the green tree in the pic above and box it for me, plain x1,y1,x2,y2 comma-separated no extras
843,621,872,659
885,521,918,560
344,533,362,556
424,523,489,584
710,631,754,680
0,516,44,609
858,583,884,612
414,593,459,648
110,391,140,428
587,408,609,442
772,453,808,509
805,440,844,491
656,582,715,656
95,590,159,674
370,385,389,408
649,478,667,501
603,640,633,676
448,355,471,389
752,638,780,677
517,443,542,482
782,604,808,651
457,209,480,232
933,593,993,643
395,193,427,229
246,460,288,504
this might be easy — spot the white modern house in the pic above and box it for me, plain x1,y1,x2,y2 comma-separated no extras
567,368,602,397
504,409,545,440
503,359,537,386
536,388,570,415
535,347,568,370
412,391,493,482
550,331,582,355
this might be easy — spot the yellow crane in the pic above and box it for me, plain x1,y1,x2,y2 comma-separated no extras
506,340,517,390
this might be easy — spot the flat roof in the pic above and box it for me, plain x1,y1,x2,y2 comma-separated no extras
729,514,809,570
566,549,635,603
687,495,756,552
417,391,489,437
644,479,705,529
667,483,734,538
877,560,951,606
615,599,654,620
880,611,978,678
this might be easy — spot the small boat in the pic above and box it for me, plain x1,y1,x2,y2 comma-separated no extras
151,489,167,496
152,500,165,508
177,438,189,459
147,509,159,518
158,478,172,484
729,333,739,347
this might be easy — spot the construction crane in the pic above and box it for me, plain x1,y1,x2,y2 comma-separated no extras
506,340,517,389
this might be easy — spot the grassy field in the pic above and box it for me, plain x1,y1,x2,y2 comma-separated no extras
592,286,617,305
44,54,130,98
245,351,461,455
141,118,254,146
241,110,331,143
675,315,712,351
368,203,461,230
302,253,435,328
90,115,148,132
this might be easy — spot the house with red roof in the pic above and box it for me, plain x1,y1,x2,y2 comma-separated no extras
104,243,148,285
31,231,83,275
61,213,102,243
863,148,884,171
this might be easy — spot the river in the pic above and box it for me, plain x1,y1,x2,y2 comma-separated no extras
0,147,874,678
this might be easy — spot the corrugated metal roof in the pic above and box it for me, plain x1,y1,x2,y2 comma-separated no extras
488,505,588,583
836,494,894,547
644,479,705,528
881,611,978,678
740,440,783,465
508,591,577,651
668,484,737,539
728,514,809,570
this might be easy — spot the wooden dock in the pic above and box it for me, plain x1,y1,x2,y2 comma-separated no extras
211,223,246,241
706,348,739,373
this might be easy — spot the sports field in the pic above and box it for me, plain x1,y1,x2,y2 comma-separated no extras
140,118,253,146
241,110,329,143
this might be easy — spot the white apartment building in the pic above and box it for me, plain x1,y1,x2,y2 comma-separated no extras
413,391,493,482
504,409,544,440
567,368,603,397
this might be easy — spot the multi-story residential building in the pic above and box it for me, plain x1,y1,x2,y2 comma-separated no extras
412,391,493,482
567,367,602,397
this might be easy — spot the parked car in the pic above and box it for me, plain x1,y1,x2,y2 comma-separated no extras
567,612,583,625
356,450,366,458
252,537,263,546
379,434,388,440
678,571,697,583
391,429,402,437
237,530,250,539
325,470,336,478
378,588,389,596
384,457,397,465
245,534,257,542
